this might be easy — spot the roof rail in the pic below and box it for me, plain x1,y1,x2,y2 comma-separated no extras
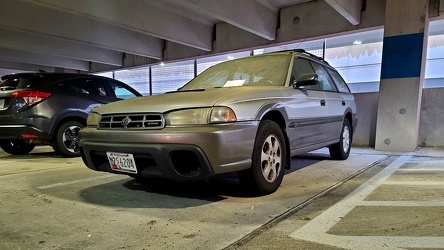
293,49,329,64
264,48,329,65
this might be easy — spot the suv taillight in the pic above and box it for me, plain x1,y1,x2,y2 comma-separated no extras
11,90,52,106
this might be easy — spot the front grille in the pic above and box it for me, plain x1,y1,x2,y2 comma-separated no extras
98,113,164,129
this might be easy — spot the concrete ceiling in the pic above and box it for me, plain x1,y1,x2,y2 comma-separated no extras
0,0,366,74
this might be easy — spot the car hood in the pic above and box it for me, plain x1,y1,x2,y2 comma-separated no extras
92,86,290,114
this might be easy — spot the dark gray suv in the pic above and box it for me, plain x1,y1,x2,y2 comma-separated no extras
0,73,141,157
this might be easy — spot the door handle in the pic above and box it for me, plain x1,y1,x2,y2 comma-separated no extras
342,100,346,106
320,100,326,106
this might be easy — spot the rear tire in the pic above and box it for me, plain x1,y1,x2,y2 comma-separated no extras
52,121,84,158
237,120,286,196
329,119,352,160
0,140,35,155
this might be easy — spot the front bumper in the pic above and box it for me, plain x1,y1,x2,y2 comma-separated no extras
79,121,258,181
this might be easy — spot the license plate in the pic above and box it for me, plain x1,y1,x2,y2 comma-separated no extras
106,152,137,174
0,99,4,109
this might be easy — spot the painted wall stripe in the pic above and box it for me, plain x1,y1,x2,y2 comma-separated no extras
380,33,424,79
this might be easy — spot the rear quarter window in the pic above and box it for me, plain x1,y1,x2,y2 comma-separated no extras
108,80,139,99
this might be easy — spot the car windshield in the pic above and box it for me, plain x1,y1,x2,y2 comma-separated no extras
180,53,292,90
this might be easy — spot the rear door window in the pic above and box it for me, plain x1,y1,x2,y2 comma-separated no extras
309,62,338,92
326,68,351,93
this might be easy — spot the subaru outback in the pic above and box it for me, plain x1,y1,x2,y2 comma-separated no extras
79,50,358,195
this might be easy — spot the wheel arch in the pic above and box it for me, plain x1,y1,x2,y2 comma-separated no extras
50,113,87,141
260,110,291,169
344,110,354,135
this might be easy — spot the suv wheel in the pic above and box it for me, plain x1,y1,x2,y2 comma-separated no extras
237,120,286,195
329,119,352,160
52,121,84,158
0,140,35,155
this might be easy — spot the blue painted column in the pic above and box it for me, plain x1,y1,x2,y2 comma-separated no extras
375,0,429,151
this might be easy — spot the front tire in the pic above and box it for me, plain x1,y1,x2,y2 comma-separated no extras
329,119,352,160
0,140,35,155
52,121,84,158
237,120,286,195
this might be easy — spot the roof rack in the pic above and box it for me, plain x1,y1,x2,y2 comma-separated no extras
264,49,329,65
292,49,329,64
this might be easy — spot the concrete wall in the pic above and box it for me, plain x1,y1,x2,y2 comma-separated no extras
352,92,378,147
352,88,444,148
419,88,444,146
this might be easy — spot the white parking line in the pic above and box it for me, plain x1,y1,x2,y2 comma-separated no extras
398,168,444,171
289,154,444,249
385,180,444,186
408,160,444,163
0,159,56,163
359,201,444,206
36,174,117,189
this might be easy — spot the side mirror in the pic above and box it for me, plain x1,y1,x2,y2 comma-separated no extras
292,73,319,89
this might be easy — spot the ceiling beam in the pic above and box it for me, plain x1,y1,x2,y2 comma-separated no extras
22,0,213,51
0,0,163,59
0,60,55,73
0,48,90,71
186,0,277,40
0,28,122,66
325,0,361,25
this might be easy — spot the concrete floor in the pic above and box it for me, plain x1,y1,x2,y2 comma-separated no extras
0,146,443,249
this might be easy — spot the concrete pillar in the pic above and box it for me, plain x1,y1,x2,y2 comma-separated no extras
375,0,429,151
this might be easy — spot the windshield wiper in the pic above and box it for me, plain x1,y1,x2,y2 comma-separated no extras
167,89,206,93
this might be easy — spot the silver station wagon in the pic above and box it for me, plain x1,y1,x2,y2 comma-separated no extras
79,50,358,195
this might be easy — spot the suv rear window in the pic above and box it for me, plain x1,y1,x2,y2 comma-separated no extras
0,76,41,90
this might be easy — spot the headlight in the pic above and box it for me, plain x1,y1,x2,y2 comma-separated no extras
164,107,237,126
86,112,101,127
210,107,237,123
165,108,212,126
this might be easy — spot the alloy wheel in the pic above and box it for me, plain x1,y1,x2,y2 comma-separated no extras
342,126,350,154
260,134,282,183
62,125,81,153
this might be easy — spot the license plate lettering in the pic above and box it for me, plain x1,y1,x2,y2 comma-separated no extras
106,152,137,174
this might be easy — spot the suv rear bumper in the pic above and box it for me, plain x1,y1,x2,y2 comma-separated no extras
0,124,51,142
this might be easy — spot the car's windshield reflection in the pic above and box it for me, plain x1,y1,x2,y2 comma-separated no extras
181,53,292,90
